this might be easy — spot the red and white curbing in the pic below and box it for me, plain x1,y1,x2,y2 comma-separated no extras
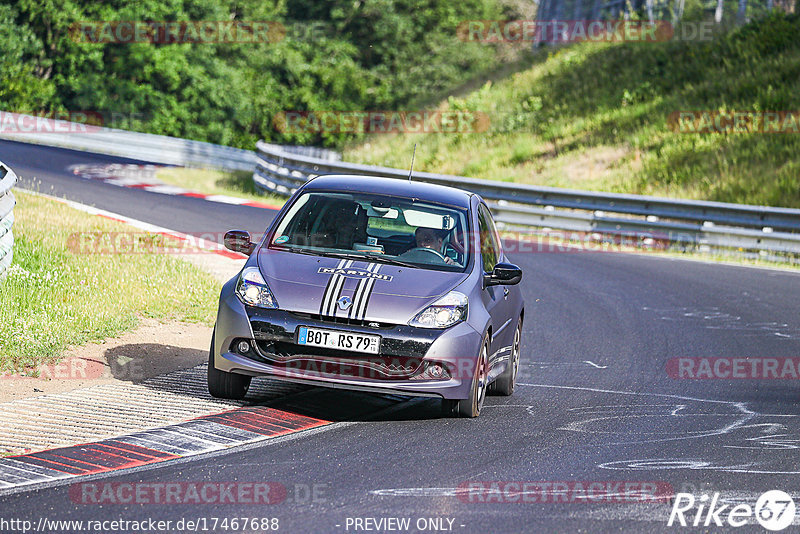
69,163,282,210
0,405,329,491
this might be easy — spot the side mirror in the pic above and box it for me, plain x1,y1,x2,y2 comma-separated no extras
224,230,256,255
485,262,522,286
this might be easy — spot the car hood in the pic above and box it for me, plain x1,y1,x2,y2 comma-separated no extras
257,249,469,323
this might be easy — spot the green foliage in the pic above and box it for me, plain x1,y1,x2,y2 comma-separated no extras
0,0,503,148
0,5,54,110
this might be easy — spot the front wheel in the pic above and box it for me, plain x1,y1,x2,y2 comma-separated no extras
489,317,522,396
207,332,251,400
442,333,489,418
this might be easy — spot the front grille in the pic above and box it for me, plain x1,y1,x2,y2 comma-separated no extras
254,340,423,379
288,312,394,329
246,309,440,362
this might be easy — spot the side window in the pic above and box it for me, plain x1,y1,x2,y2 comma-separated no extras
485,206,503,259
477,204,499,273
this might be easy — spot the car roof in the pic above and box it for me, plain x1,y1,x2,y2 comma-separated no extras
302,174,474,209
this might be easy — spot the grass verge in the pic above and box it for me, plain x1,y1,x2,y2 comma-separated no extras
156,167,287,207
0,190,220,372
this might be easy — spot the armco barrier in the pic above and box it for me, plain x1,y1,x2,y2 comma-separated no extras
253,141,800,260
0,112,339,170
0,113,255,171
0,113,330,172
0,161,16,278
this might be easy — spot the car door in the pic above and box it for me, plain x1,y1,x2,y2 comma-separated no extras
477,203,515,370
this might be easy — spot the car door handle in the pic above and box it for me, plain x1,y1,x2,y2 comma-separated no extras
503,288,509,299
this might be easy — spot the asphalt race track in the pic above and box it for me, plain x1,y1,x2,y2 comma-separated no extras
2,140,800,533
0,139,272,238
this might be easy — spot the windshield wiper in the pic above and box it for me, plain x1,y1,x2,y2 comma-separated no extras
276,247,422,269
317,251,418,269
361,253,418,269
271,244,319,256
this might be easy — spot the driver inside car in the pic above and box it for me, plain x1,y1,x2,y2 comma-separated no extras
414,227,455,264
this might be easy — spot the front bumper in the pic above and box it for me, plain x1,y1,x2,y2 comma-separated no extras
213,287,481,400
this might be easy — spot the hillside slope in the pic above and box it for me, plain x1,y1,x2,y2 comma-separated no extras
344,14,800,207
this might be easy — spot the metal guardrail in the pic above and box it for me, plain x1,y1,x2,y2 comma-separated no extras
253,141,800,259
0,112,257,171
0,161,16,279
279,145,341,162
0,112,340,171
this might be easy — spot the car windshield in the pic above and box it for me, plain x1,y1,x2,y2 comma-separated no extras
268,191,470,272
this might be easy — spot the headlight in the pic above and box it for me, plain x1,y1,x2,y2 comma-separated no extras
409,291,468,329
236,267,278,309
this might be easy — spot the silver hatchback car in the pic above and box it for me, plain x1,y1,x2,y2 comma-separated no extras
209,175,524,417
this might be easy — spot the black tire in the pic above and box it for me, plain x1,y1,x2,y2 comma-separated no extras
207,332,251,400
489,317,522,396
441,398,459,416
442,333,489,418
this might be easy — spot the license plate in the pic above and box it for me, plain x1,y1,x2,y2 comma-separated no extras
297,326,381,354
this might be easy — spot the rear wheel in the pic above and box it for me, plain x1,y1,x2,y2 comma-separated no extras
207,332,251,400
442,333,489,418
489,317,522,396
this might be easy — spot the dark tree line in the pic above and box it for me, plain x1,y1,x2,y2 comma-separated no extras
0,0,508,148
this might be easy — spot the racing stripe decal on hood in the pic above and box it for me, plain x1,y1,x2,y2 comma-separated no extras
319,259,351,316
354,263,381,321
349,263,380,320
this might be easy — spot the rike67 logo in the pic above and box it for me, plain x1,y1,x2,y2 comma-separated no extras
669,490,796,531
